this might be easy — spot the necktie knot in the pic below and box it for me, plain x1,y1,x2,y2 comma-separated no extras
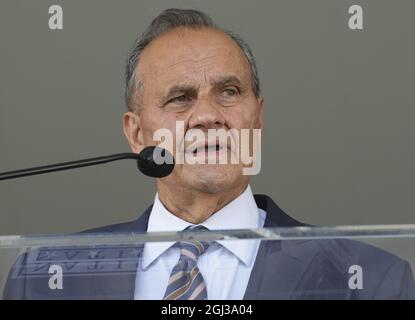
176,225,210,262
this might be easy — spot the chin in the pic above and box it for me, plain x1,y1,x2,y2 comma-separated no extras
185,164,243,194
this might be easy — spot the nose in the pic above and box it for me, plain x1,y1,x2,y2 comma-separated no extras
188,95,226,130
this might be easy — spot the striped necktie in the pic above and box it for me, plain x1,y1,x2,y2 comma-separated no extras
163,226,210,300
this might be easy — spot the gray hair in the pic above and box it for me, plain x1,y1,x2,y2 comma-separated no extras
125,8,260,112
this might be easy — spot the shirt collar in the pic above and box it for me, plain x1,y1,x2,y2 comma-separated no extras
142,185,260,269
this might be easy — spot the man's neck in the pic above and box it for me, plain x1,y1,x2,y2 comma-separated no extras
156,183,249,224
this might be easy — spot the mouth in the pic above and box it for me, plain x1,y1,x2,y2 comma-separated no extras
186,141,226,158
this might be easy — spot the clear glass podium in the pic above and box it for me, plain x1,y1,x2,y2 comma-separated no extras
1,225,415,299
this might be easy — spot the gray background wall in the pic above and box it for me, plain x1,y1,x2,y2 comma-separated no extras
0,0,414,235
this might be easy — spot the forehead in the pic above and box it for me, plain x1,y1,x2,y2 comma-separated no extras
137,27,251,88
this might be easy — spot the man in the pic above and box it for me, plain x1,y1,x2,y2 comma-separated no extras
3,8,415,299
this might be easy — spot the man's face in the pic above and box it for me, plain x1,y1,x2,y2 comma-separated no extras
124,27,263,195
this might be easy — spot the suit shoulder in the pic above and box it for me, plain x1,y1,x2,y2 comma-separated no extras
79,204,153,234
80,220,139,234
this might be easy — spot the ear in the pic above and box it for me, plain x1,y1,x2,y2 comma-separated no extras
257,96,264,130
123,111,144,154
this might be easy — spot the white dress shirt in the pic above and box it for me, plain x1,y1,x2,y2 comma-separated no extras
134,185,266,300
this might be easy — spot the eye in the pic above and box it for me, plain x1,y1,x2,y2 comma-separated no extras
167,95,189,104
222,87,239,97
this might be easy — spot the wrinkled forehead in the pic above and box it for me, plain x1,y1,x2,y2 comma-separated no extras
137,27,252,90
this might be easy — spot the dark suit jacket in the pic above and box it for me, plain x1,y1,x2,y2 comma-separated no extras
3,194,415,299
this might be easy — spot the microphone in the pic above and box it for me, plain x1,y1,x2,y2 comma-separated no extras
0,146,175,181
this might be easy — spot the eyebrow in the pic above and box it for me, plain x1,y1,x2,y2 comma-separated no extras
161,84,198,103
210,75,243,89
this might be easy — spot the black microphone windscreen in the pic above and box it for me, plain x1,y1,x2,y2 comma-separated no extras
137,146,175,178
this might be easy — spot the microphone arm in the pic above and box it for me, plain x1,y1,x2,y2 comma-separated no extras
0,147,175,181
0,153,140,181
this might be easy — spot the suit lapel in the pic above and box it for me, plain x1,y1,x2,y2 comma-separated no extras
243,195,318,299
